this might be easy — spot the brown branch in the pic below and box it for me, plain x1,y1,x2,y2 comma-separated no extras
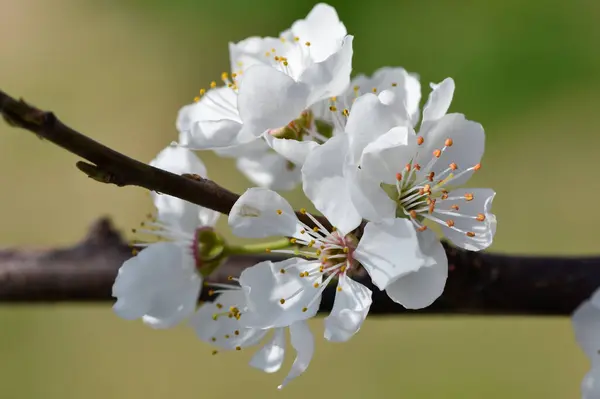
0,218,597,315
0,89,324,227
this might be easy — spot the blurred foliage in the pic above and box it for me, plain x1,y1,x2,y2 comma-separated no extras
0,0,597,397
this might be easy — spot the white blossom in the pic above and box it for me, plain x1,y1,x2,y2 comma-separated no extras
178,3,353,151
572,290,600,398
112,145,219,328
189,285,314,389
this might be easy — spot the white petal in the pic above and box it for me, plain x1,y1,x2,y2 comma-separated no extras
228,187,301,238
368,67,421,126
416,113,485,187
421,78,455,126
278,321,315,389
112,242,201,328
212,137,270,158
263,132,320,166
239,259,321,329
237,65,311,137
236,153,302,191
302,134,361,235
354,219,444,290
324,275,372,342
228,36,276,76
347,165,397,222
183,119,244,149
189,290,267,350
384,230,448,309
300,36,354,104
573,300,600,362
290,3,347,62
439,188,496,251
250,328,287,373
582,367,600,399
345,93,403,164
149,145,219,231
590,288,600,309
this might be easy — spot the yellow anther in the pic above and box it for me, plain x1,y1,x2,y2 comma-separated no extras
446,220,455,227
235,330,240,335
193,96,200,102
212,350,218,355
224,334,230,339
308,240,316,247
343,247,349,253
131,249,138,256
276,209,283,215
266,248,272,253
445,138,453,147
337,286,342,292
211,337,216,342
313,227,320,232
199,88,206,95
466,231,476,237
319,265,324,272
464,193,474,201
280,268,286,274
290,238,297,244
372,87,377,93
302,307,308,312
316,250,322,256
330,96,337,102
227,275,234,281
342,108,349,117
221,72,228,81
236,346,241,351
417,226,428,232
300,208,307,214
451,205,460,211
280,298,286,304
391,82,398,87
433,149,442,158
216,303,223,309
283,61,289,66
313,282,319,288
474,163,482,171
212,314,218,321
305,41,311,46
208,289,215,296
210,81,217,89
294,36,300,41
417,136,424,145
300,229,306,234
450,162,458,170
340,265,347,273
232,73,237,78
476,213,486,221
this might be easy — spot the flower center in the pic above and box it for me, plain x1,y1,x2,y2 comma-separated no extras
268,110,334,144
272,208,359,313
264,36,313,80
380,135,484,237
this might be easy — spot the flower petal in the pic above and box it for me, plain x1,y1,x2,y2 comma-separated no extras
324,275,372,342
573,300,600,362
249,328,286,373
112,242,201,329
438,188,496,251
228,36,277,76
189,290,267,350
228,187,301,238
347,165,397,223
290,3,347,63
421,78,455,127
302,134,361,235
239,258,321,329
582,366,600,399
354,219,443,290
182,119,244,149
300,36,354,104
237,65,311,137
236,153,302,191
416,113,485,187
345,93,403,164
384,229,448,309
263,132,320,166
150,145,219,231
278,321,315,389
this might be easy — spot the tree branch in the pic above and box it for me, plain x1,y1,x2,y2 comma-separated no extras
0,218,597,315
0,89,321,227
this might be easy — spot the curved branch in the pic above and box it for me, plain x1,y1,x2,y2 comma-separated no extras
0,89,323,227
1,218,598,315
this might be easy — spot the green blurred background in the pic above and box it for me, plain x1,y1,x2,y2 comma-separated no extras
1,0,598,397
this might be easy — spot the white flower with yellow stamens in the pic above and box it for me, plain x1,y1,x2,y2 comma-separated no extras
112,145,219,328
228,187,446,338
177,3,353,152
263,66,421,167
349,80,496,251
189,283,314,390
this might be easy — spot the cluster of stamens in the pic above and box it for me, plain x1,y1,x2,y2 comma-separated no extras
205,279,247,355
391,136,485,239
272,209,358,313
